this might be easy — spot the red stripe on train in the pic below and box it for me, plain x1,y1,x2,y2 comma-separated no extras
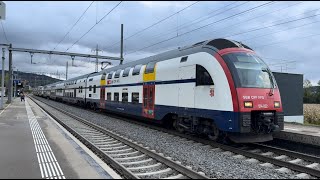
214,52,239,112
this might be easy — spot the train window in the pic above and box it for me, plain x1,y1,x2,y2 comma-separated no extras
93,85,96,93
180,56,188,63
132,93,139,103
108,71,114,79
132,64,142,76
107,92,111,101
89,94,92,98
145,61,156,74
122,67,131,77
101,73,107,80
89,78,93,82
114,93,119,102
196,65,214,86
114,69,122,78
89,86,92,91
122,93,128,102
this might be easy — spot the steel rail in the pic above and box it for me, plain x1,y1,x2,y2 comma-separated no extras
29,96,209,179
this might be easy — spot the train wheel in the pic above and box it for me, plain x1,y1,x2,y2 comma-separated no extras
173,119,185,133
208,123,220,141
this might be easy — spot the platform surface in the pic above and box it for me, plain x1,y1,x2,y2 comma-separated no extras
0,97,120,179
284,122,320,137
275,122,320,146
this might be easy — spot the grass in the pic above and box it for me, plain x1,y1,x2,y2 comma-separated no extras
304,104,320,125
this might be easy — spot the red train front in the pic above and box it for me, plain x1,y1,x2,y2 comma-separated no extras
218,47,284,143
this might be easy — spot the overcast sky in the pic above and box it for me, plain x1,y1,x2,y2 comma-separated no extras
1,1,320,85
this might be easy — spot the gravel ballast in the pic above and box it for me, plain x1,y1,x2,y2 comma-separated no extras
34,97,304,179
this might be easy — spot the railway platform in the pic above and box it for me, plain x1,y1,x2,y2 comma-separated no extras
0,97,121,179
275,122,320,147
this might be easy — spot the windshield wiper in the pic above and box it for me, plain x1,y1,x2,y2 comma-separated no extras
262,68,275,96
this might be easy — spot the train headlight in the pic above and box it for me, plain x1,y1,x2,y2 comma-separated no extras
274,101,280,108
244,101,253,108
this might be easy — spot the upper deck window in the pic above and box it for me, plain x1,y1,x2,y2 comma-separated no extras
114,69,122,78
180,56,188,63
107,71,114,79
145,61,156,74
132,64,142,76
122,67,131,77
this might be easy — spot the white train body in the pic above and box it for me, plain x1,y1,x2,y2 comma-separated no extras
35,39,284,143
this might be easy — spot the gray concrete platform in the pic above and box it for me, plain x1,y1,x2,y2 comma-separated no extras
274,122,320,146
0,97,121,179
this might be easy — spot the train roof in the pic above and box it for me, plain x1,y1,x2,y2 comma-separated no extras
42,38,252,87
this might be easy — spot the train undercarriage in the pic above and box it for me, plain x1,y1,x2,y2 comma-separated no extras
169,111,283,143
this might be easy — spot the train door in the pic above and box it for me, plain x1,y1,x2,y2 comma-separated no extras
143,83,155,118
100,73,107,109
142,62,157,119
178,65,196,112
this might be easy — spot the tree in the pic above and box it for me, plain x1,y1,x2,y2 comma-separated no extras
303,79,313,103
316,80,320,103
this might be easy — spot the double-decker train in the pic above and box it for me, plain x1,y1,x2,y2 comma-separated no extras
34,38,284,143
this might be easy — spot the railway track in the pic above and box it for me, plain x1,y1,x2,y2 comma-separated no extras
29,96,209,179
31,96,320,178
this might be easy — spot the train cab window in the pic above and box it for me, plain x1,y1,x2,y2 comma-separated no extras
108,71,114,79
114,69,122,78
93,85,96,93
114,93,119,102
122,67,131,77
89,78,93,82
180,56,188,63
107,93,111,101
145,61,156,74
196,65,214,86
132,64,142,76
132,93,139,103
122,93,128,102
89,86,92,91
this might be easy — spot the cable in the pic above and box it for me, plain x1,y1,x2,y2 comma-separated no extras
110,1,247,53
53,1,94,51
142,1,250,48
253,32,320,49
125,1,273,56
240,19,319,42
224,12,320,39
65,1,122,52
104,1,200,51
128,3,318,56
1,21,9,43
149,1,301,53
196,1,302,41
